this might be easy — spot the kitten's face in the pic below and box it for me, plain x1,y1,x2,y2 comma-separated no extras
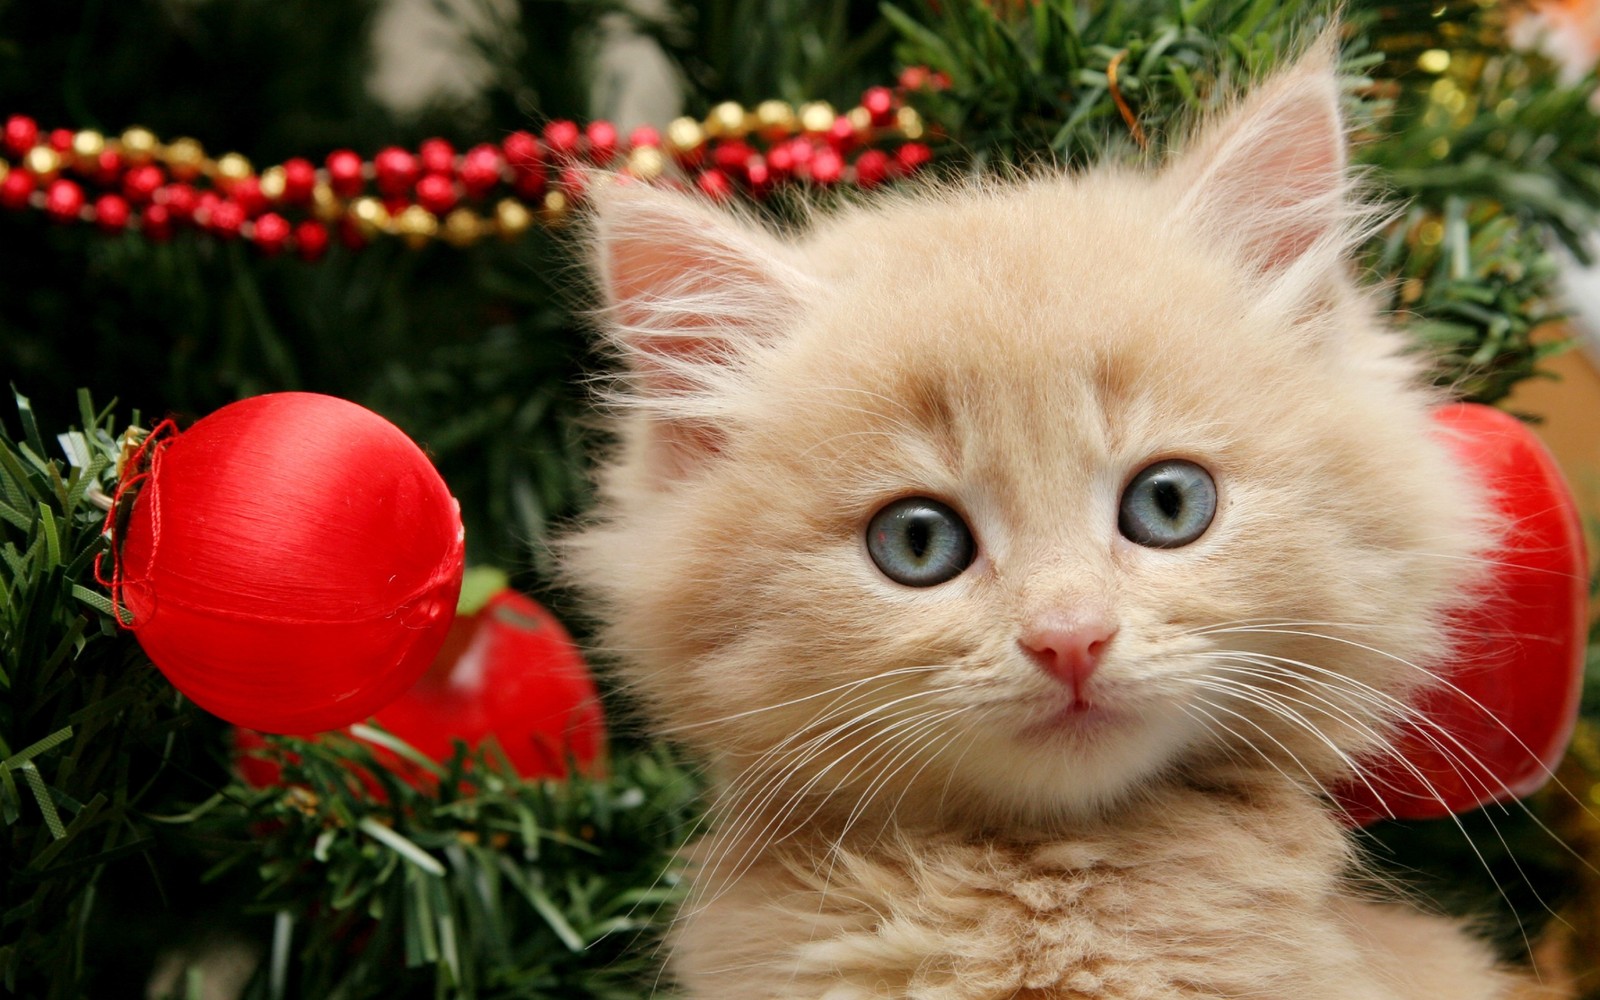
571,54,1489,825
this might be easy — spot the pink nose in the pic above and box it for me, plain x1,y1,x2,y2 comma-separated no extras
1020,619,1118,690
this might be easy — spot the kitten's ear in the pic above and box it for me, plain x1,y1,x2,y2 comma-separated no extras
588,179,813,475
1169,38,1352,277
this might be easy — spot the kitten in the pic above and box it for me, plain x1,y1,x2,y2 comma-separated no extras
565,44,1547,999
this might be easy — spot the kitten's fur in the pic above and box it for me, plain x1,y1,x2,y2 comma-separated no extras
566,45,1545,999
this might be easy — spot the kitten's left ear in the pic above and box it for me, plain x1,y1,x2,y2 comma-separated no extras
1168,37,1353,277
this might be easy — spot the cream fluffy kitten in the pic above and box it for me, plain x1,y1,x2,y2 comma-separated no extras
566,46,1546,999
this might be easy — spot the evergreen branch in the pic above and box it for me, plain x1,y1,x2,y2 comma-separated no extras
206,733,701,999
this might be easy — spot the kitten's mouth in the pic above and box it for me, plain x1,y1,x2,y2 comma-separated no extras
1022,695,1123,739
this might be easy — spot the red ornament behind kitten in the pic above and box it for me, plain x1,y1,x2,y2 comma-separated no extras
566,43,1552,999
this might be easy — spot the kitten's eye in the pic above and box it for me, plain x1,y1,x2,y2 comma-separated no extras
1118,460,1217,548
866,498,976,587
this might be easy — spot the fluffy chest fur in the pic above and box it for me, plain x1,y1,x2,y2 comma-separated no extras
672,787,1514,999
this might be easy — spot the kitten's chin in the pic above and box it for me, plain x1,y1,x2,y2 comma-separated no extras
965,700,1204,821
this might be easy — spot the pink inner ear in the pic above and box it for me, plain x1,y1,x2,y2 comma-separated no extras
1176,54,1347,276
599,195,799,393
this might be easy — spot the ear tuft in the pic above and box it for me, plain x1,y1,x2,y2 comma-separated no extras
587,178,814,476
1170,37,1356,277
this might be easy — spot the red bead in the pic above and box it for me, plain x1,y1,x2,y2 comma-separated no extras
48,128,74,153
543,120,580,159
503,131,542,174
122,164,164,204
0,170,35,210
326,149,365,198
373,146,420,197
558,166,587,202
230,175,266,217
745,155,773,196
862,86,896,127
826,116,858,152
711,139,755,180
585,120,618,164
808,147,843,185
141,203,173,241
91,149,123,187
854,149,891,188
161,183,199,221
415,173,457,214
628,125,661,149
895,142,933,174
44,178,85,221
460,144,503,195
195,189,221,221
294,219,330,261
512,166,547,199
253,212,291,254
281,158,317,204
419,138,455,177
898,65,930,91
696,168,733,202
767,143,796,178
93,193,131,231
3,115,38,158
208,198,245,238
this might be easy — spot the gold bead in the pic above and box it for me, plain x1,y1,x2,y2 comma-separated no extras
259,165,287,201
71,130,105,169
798,101,836,134
441,208,480,247
215,152,253,184
706,101,748,138
846,107,872,132
311,183,341,221
24,146,60,180
120,127,157,164
495,198,533,238
895,106,924,140
165,137,205,179
394,204,437,249
754,99,796,137
350,196,390,238
1417,49,1450,74
0,160,8,185
540,190,569,226
626,145,665,181
665,116,705,155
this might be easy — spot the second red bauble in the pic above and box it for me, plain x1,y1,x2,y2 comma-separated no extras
1333,403,1588,824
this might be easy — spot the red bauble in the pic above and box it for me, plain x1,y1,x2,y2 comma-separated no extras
1334,403,1588,824
371,587,605,778
235,587,605,787
116,393,465,734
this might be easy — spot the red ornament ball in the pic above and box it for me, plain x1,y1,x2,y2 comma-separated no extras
116,392,465,734
1334,403,1587,824
234,586,605,788
371,587,606,779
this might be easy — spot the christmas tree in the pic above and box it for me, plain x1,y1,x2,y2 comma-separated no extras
3,1,1599,997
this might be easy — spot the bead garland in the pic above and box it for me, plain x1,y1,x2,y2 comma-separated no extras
0,85,934,260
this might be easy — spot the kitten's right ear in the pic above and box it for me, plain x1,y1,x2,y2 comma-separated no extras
588,179,814,474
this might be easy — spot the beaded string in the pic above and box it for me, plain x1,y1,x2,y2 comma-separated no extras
0,83,937,260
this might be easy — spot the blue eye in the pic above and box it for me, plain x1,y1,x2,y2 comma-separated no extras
1118,460,1217,548
866,498,975,587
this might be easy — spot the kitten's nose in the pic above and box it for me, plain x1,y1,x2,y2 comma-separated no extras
1019,617,1118,691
